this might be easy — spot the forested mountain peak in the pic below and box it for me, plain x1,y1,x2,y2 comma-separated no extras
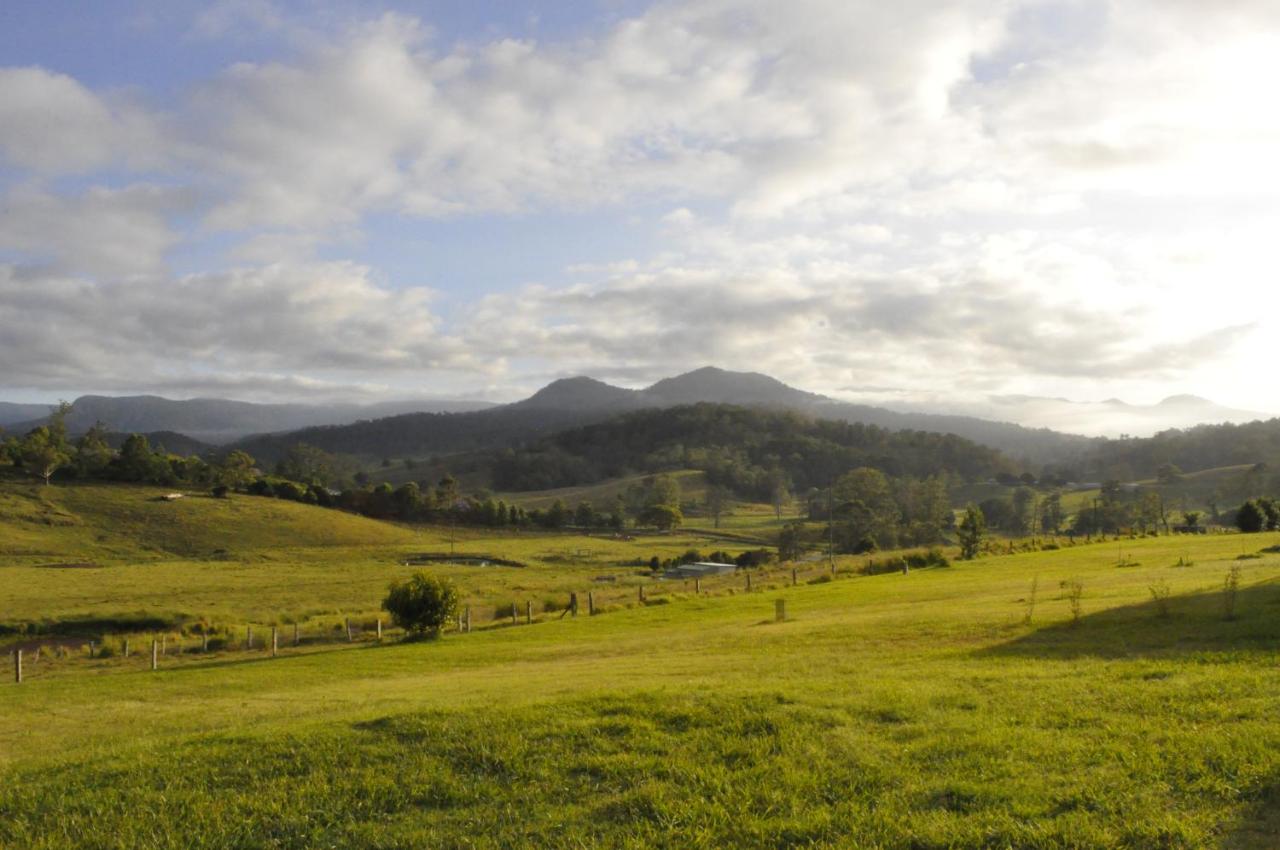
642,367,829,407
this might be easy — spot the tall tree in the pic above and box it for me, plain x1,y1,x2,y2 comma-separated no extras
957,504,986,560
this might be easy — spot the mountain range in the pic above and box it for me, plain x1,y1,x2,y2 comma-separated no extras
4,368,1271,470
229,367,1095,466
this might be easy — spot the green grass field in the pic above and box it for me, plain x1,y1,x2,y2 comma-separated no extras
2,479,1279,848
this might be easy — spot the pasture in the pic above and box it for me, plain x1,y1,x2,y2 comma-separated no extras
1,478,1279,848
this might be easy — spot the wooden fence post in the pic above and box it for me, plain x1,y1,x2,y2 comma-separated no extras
830,561,836,576
776,599,786,622
271,626,278,658
201,633,208,652
456,612,463,632
526,600,533,624
377,618,383,642
123,639,130,658
88,640,96,659
246,626,253,650
587,591,595,616
13,650,20,684
464,606,471,633
293,622,300,647
695,578,701,594
150,639,158,671
791,568,797,586
746,573,752,592
569,593,578,617
511,603,518,626
639,584,646,602
345,618,353,642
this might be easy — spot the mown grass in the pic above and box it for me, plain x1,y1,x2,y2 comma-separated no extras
2,523,1280,848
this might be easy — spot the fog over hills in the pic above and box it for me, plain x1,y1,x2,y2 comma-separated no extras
876,393,1272,439
3,395,495,443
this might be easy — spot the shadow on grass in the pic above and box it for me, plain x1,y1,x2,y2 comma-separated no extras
1221,772,1280,850
982,578,1280,660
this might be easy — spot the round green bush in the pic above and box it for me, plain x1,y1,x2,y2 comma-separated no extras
382,572,459,638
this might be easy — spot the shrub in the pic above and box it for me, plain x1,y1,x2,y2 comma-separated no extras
210,484,229,499
382,572,459,638
735,549,773,568
205,636,228,651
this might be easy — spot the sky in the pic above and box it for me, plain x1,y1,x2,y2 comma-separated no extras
1,0,1278,419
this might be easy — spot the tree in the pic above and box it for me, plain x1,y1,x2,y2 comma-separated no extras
647,474,681,509
382,572,458,638
1182,511,1202,529
1237,499,1267,533
73,422,114,478
777,521,806,561
217,450,257,490
706,485,731,529
19,426,69,486
277,443,339,487
833,467,899,550
1011,487,1037,535
766,468,791,519
957,504,986,560
639,504,682,531
545,499,569,529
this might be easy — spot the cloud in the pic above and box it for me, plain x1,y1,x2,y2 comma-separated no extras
0,67,159,174
0,260,474,394
1,1,1278,412
0,185,191,277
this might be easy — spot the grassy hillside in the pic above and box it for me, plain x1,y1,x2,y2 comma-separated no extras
2,530,1279,847
0,477,781,632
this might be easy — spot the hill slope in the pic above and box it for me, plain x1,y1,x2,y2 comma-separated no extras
0,478,414,564
234,367,1093,466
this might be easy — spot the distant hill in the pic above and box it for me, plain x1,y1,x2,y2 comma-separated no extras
0,402,55,428
5,395,495,443
488,403,1010,496
103,431,215,458
232,366,1095,466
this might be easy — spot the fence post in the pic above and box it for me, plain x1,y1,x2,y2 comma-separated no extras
526,600,533,624
246,626,253,650
587,591,595,616
464,606,471,633
151,639,158,671
377,618,383,642
123,639,130,658
13,650,20,684
569,593,578,617
294,622,300,647
202,633,208,653
345,618,353,642
746,573,752,592
271,626,279,658
639,584,646,602
776,599,786,622
89,640,96,659
511,604,517,626
695,578,701,594
791,568,797,586
830,561,836,576
456,612,463,632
